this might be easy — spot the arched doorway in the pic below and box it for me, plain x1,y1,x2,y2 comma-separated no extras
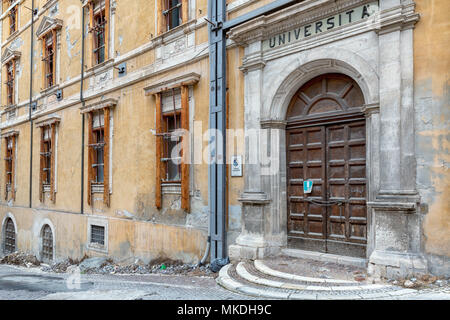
286,73,367,258
3,218,16,254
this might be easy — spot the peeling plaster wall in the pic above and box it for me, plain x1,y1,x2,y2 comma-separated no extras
0,0,254,263
414,0,450,276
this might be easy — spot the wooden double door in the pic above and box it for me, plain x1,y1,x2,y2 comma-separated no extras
286,120,367,257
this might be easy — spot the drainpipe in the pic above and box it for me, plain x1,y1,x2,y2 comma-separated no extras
207,0,301,268
28,0,35,208
80,5,86,214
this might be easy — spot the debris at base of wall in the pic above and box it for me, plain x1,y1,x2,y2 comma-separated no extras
385,274,449,289
0,252,40,267
0,253,217,277
209,257,230,273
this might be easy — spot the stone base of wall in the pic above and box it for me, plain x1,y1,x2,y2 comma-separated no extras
367,250,429,280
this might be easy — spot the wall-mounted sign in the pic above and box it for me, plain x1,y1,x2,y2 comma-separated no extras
231,155,243,177
263,1,379,51
304,180,313,194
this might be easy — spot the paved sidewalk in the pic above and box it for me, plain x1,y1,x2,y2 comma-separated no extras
0,263,448,300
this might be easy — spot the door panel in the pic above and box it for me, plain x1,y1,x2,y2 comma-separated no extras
287,121,367,257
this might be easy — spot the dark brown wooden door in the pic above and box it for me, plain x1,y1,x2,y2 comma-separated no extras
286,74,367,257
287,121,367,257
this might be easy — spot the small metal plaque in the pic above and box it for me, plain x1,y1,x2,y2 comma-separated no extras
231,155,243,177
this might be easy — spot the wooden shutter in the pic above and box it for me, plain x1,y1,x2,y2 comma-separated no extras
39,128,45,202
50,124,56,203
181,85,189,212
104,0,110,61
89,1,95,67
52,30,57,86
4,138,8,201
42,38,46,88
182,0,188,24
155,93,162,209
157,0,166,35
103,107,110,207
12,60,15,104
87,112,94,206
11,135,16,201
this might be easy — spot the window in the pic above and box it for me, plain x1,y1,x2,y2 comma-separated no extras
42,126,52,185
164,0,182,31
38,121,58,203
162,110,181,182
158,0,188,34
7,0,18,36
88,0,109,66
90,110,105,184
3,134,16,201
83,100,115,208
42,33,55,88
90,225,105,245
5,60,15,105
3,218,15,254
41,224,53,262
154,86,190,211
36,17,62,90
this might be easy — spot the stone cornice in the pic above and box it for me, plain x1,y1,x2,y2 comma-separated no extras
362,103,379,116
228,0,375,45
80,98,118,114
36,16,63,39
238,192,271,205
34,115,61,128
0,130,19,138
144,72,201,95
260,120,287,129
377,2,420,35
1,47,21,65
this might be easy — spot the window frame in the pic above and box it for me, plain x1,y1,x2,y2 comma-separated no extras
5,60,15,105
8,1,18,36
90,109,105,184
154,86,190,211
3,133,17,202
157,0,188,35
42,33,55,89
88,0,110,67
85,104,113,208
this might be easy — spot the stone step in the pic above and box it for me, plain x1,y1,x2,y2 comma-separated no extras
238,262,392,291
254,260,359,285
216,262,418,300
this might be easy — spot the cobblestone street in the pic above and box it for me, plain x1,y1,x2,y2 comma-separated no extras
0,264,449,300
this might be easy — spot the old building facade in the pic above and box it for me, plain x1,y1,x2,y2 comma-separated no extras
0,0,448,279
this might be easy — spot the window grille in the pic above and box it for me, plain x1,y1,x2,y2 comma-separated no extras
4,218,15,254
92,3,106,65
9,3,17,35
41,225,53,261
5,61,15,105
164,0,182,31
41,126,52,186
89,110,105,184
90,225,105,245
5,137,14,186
43,34,55,88
161,89,182,182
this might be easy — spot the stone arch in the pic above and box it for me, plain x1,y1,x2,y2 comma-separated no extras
263,48,379,122
36,218,56,262
1,213,18,254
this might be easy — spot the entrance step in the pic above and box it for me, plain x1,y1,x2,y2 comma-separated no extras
282,248,367,268
217,260,417,300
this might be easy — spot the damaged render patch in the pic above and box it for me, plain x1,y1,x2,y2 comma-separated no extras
9,37,23,51
65,26,79,59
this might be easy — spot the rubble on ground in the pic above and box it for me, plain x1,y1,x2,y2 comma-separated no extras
386,274,449,289
0,251,40,267
0,251,216,277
